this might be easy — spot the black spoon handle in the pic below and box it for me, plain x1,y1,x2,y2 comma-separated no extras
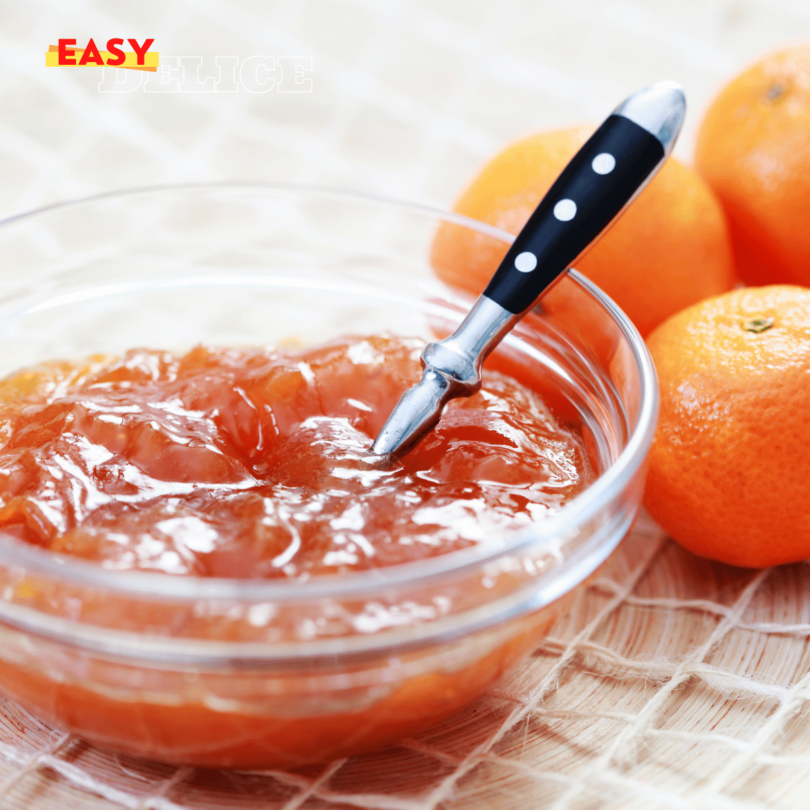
483,95,679,315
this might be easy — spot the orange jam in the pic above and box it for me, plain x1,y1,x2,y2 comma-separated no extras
0,334,595,767
0,334,593,575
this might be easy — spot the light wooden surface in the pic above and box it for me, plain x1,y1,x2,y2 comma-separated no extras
0,1,809,807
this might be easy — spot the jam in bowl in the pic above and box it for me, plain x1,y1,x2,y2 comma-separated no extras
0,185,657,767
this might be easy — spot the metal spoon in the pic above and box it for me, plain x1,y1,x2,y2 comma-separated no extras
371,81,686,458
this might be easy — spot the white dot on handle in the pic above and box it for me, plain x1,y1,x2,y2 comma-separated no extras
592,152,616,175
554,199,577,222
514,251,537,273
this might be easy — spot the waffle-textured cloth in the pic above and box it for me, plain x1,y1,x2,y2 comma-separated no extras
3,515,810,809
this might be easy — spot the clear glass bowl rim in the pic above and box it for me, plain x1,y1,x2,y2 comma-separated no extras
0,182,659,604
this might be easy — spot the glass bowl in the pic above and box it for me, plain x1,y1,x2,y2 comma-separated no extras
0,184,658,768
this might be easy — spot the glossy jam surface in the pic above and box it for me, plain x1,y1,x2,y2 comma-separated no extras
0,335,593,578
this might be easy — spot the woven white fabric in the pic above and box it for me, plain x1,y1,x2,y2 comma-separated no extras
2,515,810,808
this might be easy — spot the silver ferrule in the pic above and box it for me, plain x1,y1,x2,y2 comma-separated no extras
613,80,686,159
371,296,519,456
421,295,521,394
604,81,686,218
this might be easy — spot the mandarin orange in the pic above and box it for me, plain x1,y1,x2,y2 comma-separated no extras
644,285,810,568
431,126,736,337
695,45,810,287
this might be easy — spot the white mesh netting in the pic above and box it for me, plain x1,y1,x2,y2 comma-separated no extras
0,515,809,808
